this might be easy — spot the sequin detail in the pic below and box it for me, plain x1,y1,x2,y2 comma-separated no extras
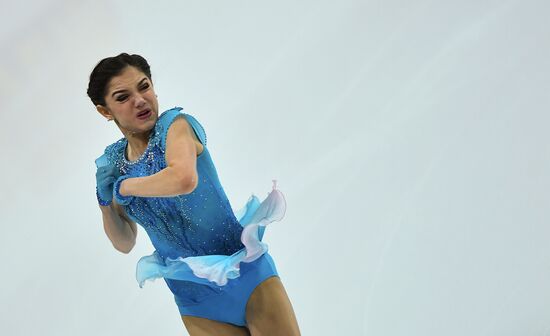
136,182,286,288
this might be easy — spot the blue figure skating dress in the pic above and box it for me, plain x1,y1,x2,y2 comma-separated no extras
98,107,286,326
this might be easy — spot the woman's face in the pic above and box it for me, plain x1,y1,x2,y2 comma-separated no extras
97,65,159,135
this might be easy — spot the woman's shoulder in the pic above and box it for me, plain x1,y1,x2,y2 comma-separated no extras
154,107,207,148
156,106,184,123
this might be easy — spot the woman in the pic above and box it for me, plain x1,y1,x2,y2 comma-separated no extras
88,53,300,335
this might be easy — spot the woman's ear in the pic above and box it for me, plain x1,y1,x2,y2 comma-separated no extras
96,104,113,121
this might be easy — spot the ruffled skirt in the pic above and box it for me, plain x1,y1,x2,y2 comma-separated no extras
135,180,286,291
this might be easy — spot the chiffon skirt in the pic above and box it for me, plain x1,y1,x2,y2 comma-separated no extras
135,180,286,325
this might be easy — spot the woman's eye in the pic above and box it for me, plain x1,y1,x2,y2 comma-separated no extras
117,95,128,102
140,84,149,90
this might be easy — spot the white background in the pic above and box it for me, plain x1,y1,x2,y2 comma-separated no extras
1,0,549,335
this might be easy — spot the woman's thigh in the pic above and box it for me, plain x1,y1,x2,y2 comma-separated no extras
181,315,251,336
245,276,301,336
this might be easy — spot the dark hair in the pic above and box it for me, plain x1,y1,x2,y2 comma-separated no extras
86,53,152,106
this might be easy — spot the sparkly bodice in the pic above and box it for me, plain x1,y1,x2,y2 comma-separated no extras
102,107,245,260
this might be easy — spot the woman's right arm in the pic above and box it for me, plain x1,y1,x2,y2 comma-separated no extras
99,201,137,254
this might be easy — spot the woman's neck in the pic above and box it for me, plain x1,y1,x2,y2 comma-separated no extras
125,129,152,160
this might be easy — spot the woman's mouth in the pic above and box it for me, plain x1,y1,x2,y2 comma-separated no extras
137,109,152,120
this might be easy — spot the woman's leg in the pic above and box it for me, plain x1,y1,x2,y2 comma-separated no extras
245,276,301,336
181,315,251,336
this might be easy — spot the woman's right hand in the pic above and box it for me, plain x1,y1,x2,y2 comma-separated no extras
96,163,121,204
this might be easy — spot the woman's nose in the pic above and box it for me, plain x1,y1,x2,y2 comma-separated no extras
134,94,146,107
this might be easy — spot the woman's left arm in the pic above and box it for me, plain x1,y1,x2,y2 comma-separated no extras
119,117,199,197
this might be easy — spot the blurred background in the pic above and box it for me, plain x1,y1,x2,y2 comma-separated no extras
1,0,549,335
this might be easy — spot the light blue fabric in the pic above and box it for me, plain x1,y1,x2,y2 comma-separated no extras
95,162,120,204
176,253,279,327
97,107,286,306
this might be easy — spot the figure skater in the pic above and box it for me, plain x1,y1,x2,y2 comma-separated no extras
87,53,300,336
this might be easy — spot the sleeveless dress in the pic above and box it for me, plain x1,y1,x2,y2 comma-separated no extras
98,106,286,326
